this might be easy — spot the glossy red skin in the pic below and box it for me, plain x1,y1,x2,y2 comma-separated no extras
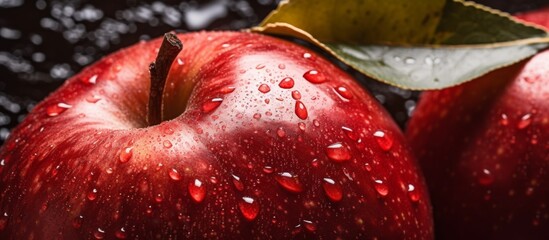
407,48,549,239
0,32,432,239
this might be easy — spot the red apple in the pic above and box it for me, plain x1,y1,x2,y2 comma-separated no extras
0,31,432,239
407,45,549,238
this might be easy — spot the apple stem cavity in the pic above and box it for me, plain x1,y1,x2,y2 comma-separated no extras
148,32,182,126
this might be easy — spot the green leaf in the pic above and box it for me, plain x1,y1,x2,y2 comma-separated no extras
253,0,549,90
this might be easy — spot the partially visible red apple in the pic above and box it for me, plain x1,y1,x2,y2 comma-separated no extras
0,32,432,239
407,46,549,239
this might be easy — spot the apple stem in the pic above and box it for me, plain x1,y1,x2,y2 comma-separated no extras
148,32,182,126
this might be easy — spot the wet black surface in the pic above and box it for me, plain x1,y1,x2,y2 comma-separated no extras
0,0,546,145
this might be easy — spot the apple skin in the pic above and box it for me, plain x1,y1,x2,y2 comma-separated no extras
407,46,549,239
0,32,432,239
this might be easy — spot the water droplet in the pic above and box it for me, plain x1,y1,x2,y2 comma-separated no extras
322,177,343,202
500,113,509,126
263,166,274,174
169,169,181,181
373,130,393,151
46,102,72,117
202,98,223,113
115,227,127,239
258,84,271,93
303,70,327,83
72,215,83,229
239,196,260,221
253,113,261,119
517,113,532,129
303,220,317,232
298,122,306,131
188,179,206,203
177,58,184,65
407,184,420,202
256,64,265,69
278,63,286,69
85,74,98,85
276,127,286,138
341,126,358,140
326,142,351,162
295,101,308,120
219,86,236,93
313,119,320,127
335,86,353,100
232,174,244,191
404,57,416,64
301,158,315,168
303,52,312,59
155,193,163,203
88,188,98,201
478,168,494,186
275,172,304,193
94,228,105,239
163,140,172,148
279,77,295,89
374,179,389,196
291,90,302,100
119,147,133,163
86,95,101,103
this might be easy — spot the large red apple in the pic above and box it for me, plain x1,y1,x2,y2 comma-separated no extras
0,31,432,239
407,43,549,239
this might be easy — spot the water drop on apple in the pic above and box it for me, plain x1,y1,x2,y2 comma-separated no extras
279,77,295,89
275,172,304,193
239,196,259,221
373,130,393,151
295,101,308,120
189,179,206,203
322,177,343,202
303,70,327,83
326,142,351,162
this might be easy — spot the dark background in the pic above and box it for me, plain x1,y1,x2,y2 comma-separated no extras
0,0,547,145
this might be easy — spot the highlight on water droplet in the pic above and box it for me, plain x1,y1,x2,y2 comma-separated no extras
119,147,133,163
407,184,420,202
373,130,393,151
239,196,260,221
85,74,98,85
232,174,244,191
294,101,308,120
115,227,127,239
94,227,105,239
291,90,302,100
163,140,172,148
219,86,236,93
276,127,286,138
517,113,532,129
279,77,295,89
303,70,327,83
202,98,223,113
46,102,72,117
374,179,389,196
263,166,274,174
478,168,494,186
275,172,304,193
177,58,184,65
303,220,317,232
188,179,206,203
335,86,353,100
258,84,271,93
303,52,312,59
499,113,509,126
341,126,358,140
169,168,181,181
322,177,343,202
86,94,102,103
325,142,351,162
